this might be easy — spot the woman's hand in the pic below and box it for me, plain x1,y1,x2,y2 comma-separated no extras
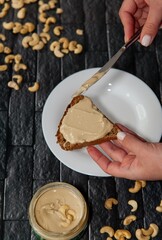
87,124,162,180
119,0,162,46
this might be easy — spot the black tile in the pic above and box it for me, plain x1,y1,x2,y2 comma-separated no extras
33,112,60,179
4,147,33,220
0,112,7,179
3,221,31,240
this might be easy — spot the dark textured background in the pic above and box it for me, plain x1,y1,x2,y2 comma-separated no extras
0,0,162,239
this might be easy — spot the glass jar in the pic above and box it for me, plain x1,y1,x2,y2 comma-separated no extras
29,182,88,240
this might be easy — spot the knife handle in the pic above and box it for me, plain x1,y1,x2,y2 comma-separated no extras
124,26,143,49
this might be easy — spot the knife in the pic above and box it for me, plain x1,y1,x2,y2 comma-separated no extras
73,26,142,97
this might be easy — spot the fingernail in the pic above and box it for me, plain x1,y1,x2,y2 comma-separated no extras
141,35,152,47
117,131,126,141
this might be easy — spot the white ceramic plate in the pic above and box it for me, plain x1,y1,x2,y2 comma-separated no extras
42,68,162,177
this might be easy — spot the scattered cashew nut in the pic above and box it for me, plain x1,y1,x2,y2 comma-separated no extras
114,229,131,239
135,229,150,240
156,200,162,212
104,198,118,210
74,44,83,54
8,81,19,90
59,37,69,49
128,199,138,212
17,7,26,19
129,180,146,193
69,40,77,51
28,82,40,92
53,26,63,36
76,29,83,35
0,64,7,71
54,45,64,58
100,226,114,238
13,75,23,84
56,7,63,14
32,41,44,50
14,63,27,71
150,223,159,237
123,215,137,226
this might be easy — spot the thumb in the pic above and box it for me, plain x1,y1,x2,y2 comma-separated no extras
140,4,162,47
117,131,144,153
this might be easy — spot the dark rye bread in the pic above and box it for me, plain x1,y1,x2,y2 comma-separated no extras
56,95,119,151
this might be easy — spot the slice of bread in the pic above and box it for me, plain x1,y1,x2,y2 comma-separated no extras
56,95,119,151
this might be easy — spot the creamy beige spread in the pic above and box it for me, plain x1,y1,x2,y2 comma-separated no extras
60,97,113,144
35,188,84,233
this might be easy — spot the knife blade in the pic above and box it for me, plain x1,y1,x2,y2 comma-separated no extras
73,26,142,97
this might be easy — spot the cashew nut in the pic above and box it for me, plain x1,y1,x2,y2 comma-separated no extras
58,204,69,215
74,44,83,54
17,7,26,19
54,45,64,58
150,223,159,237
76,29,83,35
29,33,40,46
139,180,146,188
0,43,4,53
13,22,22,34
22,36,33,48
129,180,142,193
53,26,63,36
128,200,138,212
123,215,136,226
24,22,35,32
15,54,22,64
0,33,6,41
114,229,131,239
56,7,63,14
3,22,14,30
48,0,56,8
12,0,24,9
100,226,114,238
156,200,162,212
4,46,12,54
20,26,28,34
28,82,39,92
8,81,19,90
13,75,23,84
40,32,50,43
0,3,10,18
141,227,153,236
5,54,15,63
45,16,56,25
0,65,7,71
14,63,27,71
67,209,76,220
39,3,50,13
39,12,47,23
69,40,77,51
49,41,60,51
59,37,69,49
32,41,44,50
135,229,150,240
104,198,118,210
43,24,50,33
62,48,69,54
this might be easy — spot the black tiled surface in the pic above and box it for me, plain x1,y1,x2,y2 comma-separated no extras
0,0,162,239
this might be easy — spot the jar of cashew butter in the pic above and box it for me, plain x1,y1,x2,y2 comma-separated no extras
29,182,88,240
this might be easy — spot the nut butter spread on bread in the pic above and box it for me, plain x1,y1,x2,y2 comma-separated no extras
56,95,119,151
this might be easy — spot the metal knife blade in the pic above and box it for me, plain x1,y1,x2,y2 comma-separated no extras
73,26,142,97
